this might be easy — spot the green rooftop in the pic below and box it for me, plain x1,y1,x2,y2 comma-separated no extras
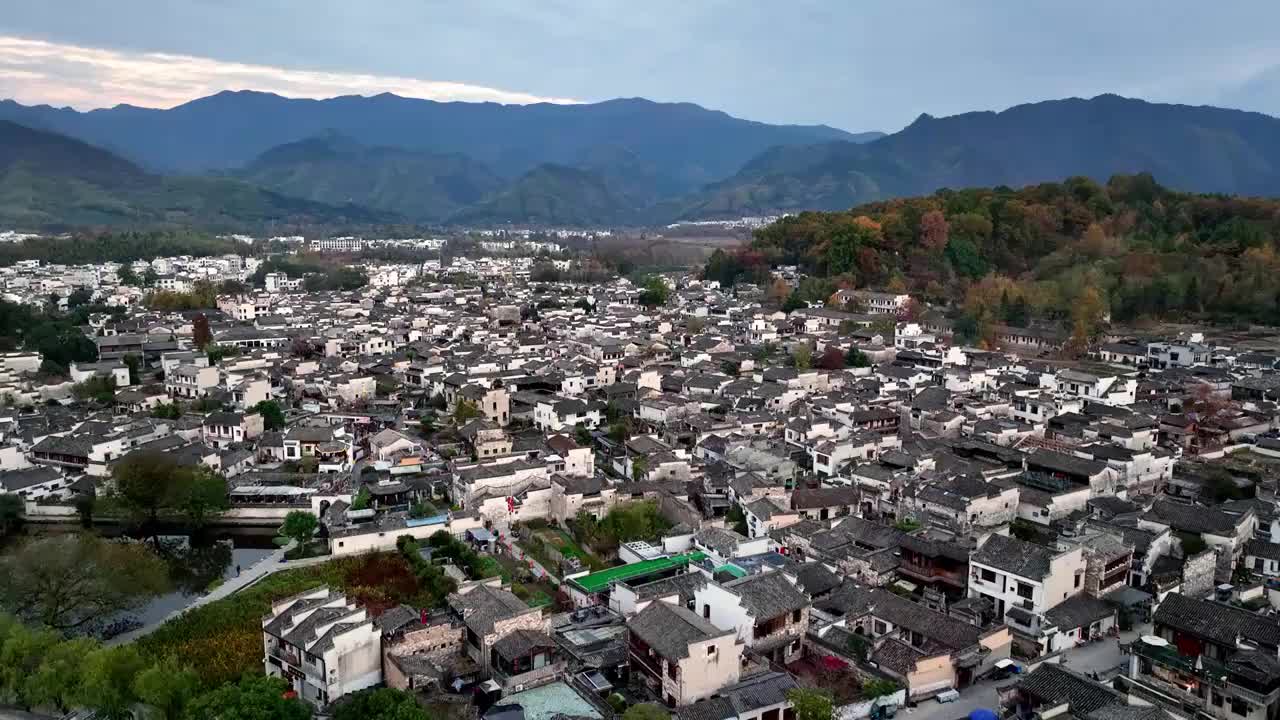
569,551,707,594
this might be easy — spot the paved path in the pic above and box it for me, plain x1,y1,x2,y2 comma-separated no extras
500,536,560,585
109,542,332,646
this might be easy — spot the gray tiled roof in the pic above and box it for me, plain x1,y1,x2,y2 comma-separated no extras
723,572,809,620
627,600,730,660
677,671,798,720
971,534,1056,580
1144,498,1242,536
1015,664,1125,716
449,585,536,636
1154,593,1280,650
1043,595,1114,632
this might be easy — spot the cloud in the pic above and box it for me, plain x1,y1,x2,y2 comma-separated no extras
0,35,581,109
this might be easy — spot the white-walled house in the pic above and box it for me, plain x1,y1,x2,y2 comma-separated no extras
694,572,810,665
262,588,382,707
968,534,1085,655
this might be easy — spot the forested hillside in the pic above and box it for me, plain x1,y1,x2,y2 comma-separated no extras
705,173,1280,345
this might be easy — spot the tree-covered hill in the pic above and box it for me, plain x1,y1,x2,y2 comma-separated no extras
0,120,393,229
705,173,1280,344
236,133,505,222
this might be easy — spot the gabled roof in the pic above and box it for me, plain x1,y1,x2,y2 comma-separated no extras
627,600,731,660
722,571,809,620
971,534,1058,580
1144,498,1244,536
1153,592,1280,650
1015,664,1125,716
448,585,537,636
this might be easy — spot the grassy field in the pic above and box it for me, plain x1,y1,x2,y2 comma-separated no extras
135,552,418,687
526,527,607,572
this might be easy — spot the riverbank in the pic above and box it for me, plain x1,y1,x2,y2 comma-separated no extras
107,540,304,646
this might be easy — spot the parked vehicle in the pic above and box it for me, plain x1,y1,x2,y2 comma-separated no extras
989,658,1021,680
936,690,960,703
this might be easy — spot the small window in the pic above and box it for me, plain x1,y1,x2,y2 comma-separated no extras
1074,573,1082,589
981,568,997,583
707,645,716,657
703,604,711,619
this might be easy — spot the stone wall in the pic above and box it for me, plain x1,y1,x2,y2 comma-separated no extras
1181,548,1216,599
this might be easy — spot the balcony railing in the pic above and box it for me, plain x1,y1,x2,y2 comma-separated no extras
901,560,966,586
1134,641,1280,706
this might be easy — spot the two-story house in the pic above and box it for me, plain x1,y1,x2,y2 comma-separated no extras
968,534,1085,656
694,572,810,665
627,600,743,707
166,363,220,399
202,411,265,450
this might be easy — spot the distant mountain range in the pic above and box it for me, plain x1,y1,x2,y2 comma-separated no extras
676,94,1280,218
4,92,1280,228
0,121,383,228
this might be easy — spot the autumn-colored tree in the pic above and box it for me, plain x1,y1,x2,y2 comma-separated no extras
1071,285,1108,337
897,297,924,322
816,346,845,370
919,210,950,252
191,313,212,349
767,277,792,305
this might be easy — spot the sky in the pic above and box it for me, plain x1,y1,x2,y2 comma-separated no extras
4,1,1280,133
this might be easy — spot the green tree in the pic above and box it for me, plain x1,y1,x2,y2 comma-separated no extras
117,266,140,286
793,343,813,370
862,679,900,700
0,622,61,706
253,400,287,431
631,456,649,481
280,511,319,547
74,494,95,529
623,704,671,720
333,687,430,720
76,645,148,720
177,467,230,528
152,403,183,419
575,424,593,446
67,287,94,308
23,636,98,712
726,504,749,536
0,534,169,630
133,656,201,720
0,493,21,536
351,486,372,511
205,344,238,364
123,353,142,385
182,674,310,720
73,376,118,404
787,688,834,720
638,276,670,308
453,399,481,424
844,347,870,368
